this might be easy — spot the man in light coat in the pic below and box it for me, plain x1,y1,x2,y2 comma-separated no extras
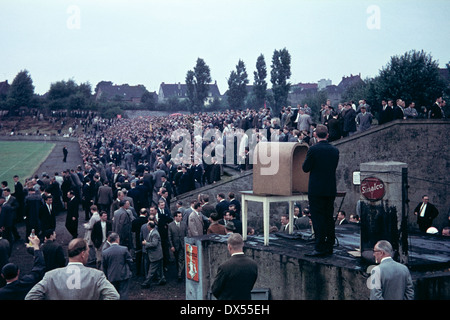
188,202,204,237
369,240,414,300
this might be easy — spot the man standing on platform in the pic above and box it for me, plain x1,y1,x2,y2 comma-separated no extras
302,124,339,257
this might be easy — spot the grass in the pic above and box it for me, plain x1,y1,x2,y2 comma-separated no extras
0,141,55,188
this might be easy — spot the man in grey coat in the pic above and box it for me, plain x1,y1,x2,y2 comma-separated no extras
369,240,414,300
168,211,187,281
112,200,135,250
102,233,133,300
356,105,373,132
188,202,204,237
25,238,119,300
141,221,166,288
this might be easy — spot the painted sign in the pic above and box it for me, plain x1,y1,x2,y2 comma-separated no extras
360,177,385,201
185,243,199,282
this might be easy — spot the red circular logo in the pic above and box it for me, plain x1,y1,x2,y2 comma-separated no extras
360,177,385,201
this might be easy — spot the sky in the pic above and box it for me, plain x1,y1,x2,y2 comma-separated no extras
1,0,449,96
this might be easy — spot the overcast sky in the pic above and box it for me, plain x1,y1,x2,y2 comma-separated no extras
1,0,449,95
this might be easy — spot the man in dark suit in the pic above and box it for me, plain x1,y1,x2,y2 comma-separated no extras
379,99,394,125
0,197,16,249
228,192,241,219
102,233,133,300
168,211,187,281
39,195,56,237
3,187,19,220
62,146,68,163
12,176,25,231
429,97,445,119
336,211,349,226
128,181,143,213
0,235,45,300
0,231,10,288
24,186,43,241
156,200,173,270
160,176,173,204
65,190,80,239
132,208,149,276
215,193,229,220
41,229,66,272
414,195,439,232
302,124,339,257
211,233,258,300
82,177,95,221
197,194,213,217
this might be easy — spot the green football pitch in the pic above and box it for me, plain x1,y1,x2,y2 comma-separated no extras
0,141,55,188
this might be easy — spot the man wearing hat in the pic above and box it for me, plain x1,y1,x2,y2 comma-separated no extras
225,221,236,234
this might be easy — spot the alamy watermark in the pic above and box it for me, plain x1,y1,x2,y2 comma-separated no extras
67,5,81,30
366,265,381,290
169,122,281,176
366,5,381,30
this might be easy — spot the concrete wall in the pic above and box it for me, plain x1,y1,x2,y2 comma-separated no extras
195,236,450,300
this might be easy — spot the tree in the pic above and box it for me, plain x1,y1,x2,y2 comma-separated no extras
341,77,378,113
141,90,156,110
48,79,78,100
270,48,291,115
7,70,35,111
227,59,249,110
46,79,93,110
185,58,212,113
253,54,267,109
374,50,446,108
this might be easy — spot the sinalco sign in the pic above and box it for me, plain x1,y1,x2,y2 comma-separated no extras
360,177,385,201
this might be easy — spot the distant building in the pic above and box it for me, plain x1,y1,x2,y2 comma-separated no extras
158,81,221,105
320,74,364,106
94,81,155,104
286,74,365,107
337,73,364,92
0,80,10,97
289,82,318,94
288,82,319,105
318,78,332,90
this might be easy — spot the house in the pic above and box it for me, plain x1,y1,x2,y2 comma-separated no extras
323,74,365,106
0,80,10,97
288,82,319,105
94,81,154,104
337,74,364,91
158,81,221,104
289,82,318,94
